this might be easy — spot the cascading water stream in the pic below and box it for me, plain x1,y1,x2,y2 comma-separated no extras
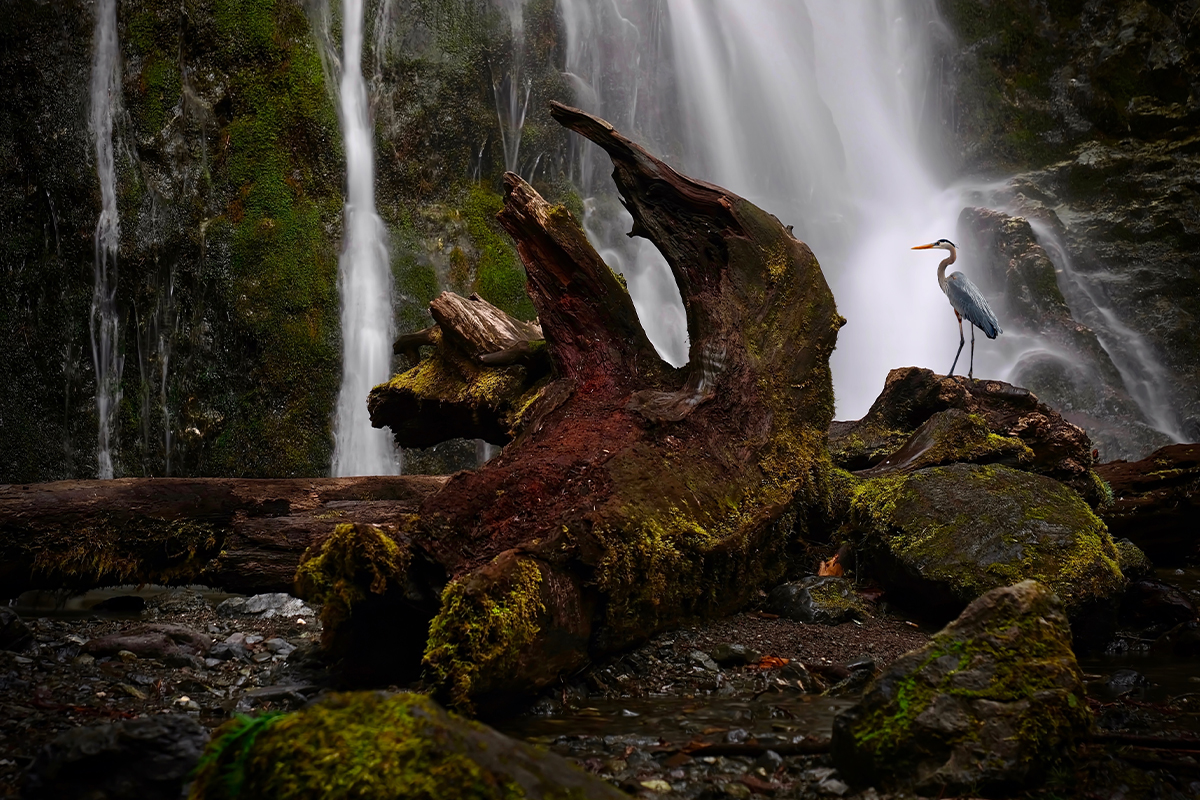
561,0,960,413
1025,220,1186,443
89,0,124,479
331,0,401,476
494,0,533,173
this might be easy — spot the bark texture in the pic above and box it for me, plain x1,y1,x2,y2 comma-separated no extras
0,477,445,597
301,103,844,711
369,292,549,447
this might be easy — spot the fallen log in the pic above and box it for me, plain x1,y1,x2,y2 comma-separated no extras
1095,443,1200,563
0,476,446,598
299,102,845,712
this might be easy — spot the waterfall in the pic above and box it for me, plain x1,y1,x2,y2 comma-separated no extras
560,1,962,407
494,0,533,173
331,0,401,476
89,0,124,479
1026,220,1186,443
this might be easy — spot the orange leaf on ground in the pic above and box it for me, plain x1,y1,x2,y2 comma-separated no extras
817,553,843,576
752,655,790,670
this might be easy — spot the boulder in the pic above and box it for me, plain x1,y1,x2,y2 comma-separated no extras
1112,538,1153,582
768,577,872,625
216,593,315,619
22,714,209,800
831,580,1090,795
849,463,1125,639
829,367,1105,505
189,691,628,800
1095,443,1200,563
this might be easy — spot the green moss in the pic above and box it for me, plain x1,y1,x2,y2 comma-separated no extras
24,516,221,587
188,693,531,800
850,583,1089,780
422,558,545,713
463,185,534,320
851,464,1124,611
295,523,412,639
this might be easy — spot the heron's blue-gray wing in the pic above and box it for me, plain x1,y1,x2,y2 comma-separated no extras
945,272,1002,339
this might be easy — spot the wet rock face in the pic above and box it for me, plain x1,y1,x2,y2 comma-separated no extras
957,206,1174,461
0,608,32,651
941,1,1200,443
831,580,1090,796
189,691,628,800
22,713,209,800
849,463,1125,630
829,366,1102,504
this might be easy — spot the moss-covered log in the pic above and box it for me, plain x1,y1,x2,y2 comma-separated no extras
0,476,445,597
300,103,845,711
369,292,549,447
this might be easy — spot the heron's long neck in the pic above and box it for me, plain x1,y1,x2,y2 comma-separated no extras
937,246,957,293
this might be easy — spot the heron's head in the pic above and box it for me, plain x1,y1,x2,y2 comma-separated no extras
911,239,956,252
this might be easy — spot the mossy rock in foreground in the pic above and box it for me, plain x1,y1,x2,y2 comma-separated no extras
831,580,1091,795
850,463,1125,634
189,691,626,800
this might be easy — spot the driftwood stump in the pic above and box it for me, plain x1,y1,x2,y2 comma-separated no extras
299,103,844,711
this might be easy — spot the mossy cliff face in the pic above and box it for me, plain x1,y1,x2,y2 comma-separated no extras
0,0,573,481
189,691,626,800
831,580,1091,795
1,0,343,479
849,462,1125,625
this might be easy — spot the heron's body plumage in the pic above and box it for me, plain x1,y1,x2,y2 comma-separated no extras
912,238,1002,379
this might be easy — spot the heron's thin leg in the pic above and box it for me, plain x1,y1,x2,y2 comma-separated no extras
948,315,965,377
968,325,976,380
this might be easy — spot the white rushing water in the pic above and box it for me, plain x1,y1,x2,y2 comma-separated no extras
89,0,124,479
331,0,401,476
560,0,1000,416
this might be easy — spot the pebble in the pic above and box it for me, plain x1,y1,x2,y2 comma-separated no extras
639,779,672,793
689,650,720,672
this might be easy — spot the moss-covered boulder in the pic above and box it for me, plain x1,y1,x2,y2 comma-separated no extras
189,691,627,800
829,367,1107,505
831,580,1091,795
849,463,1125,632
856,408,1032,477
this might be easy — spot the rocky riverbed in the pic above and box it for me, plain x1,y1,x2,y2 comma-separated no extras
4,580,1200,799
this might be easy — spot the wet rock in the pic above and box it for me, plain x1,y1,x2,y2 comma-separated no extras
767,577,871,625
1113,539,1154,582
1151,620,1200,657
708,643,760,667
190,691,627,799
689,650,720,672
850,463,1125,641
22,713,209,800
1090,669,1151,700
1120,580,1197,633
216,593,315,619
831,580,1090,795
84,624,212,667
856,408,1033,477
0,607,32,651
829,367,1103,504
1095,444,1200,563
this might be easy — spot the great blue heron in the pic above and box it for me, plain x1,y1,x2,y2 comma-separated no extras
911,239,1002,379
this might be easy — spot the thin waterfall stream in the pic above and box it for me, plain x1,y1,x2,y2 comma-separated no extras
330,0,401,477
89,0,124,479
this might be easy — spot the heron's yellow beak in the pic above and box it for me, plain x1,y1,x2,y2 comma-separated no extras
911,244,934,250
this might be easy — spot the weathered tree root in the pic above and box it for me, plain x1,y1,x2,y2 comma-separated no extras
301,102,845,712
